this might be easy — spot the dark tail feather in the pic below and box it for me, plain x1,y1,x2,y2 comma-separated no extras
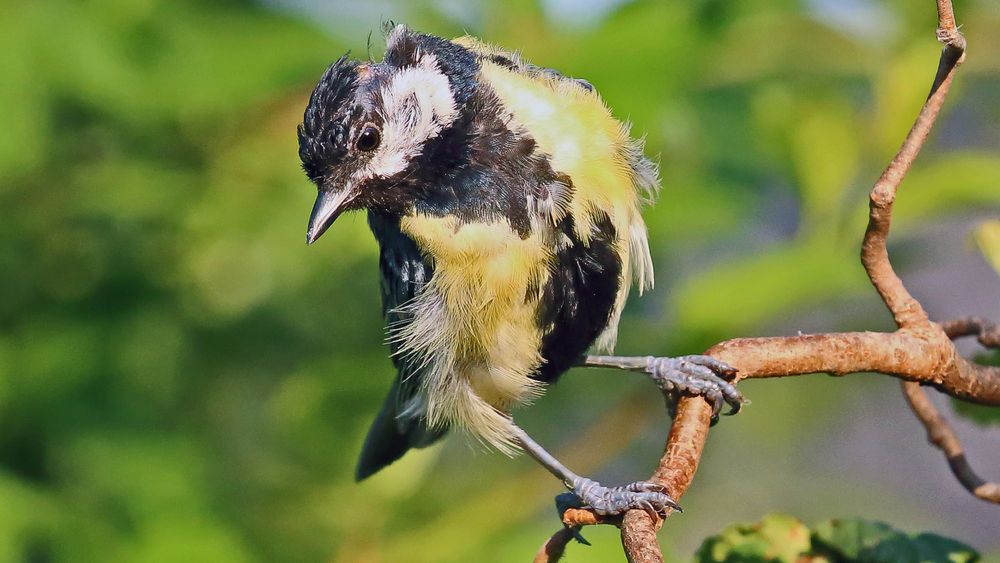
355,384,447,481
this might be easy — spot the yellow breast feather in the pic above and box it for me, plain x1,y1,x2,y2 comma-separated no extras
460,38,658,352
394,214,553,453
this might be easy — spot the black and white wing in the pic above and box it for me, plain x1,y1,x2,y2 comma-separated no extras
355,212,446,481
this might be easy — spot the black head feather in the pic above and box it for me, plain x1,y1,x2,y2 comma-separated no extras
298,54,361,182
383,24,478,105
296,27,537,229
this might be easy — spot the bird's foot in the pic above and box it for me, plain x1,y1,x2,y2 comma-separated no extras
557,477,681,525
646,355,744,420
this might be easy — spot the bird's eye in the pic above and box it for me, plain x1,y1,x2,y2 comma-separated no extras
356,125,382,152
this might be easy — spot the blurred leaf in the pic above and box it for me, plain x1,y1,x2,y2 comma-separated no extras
0,5,51,183
812,518,906,560
1,1,998,561
972,220,1000,277
952,398,1000,426
813,518,978,563
695,513,813,563
0,473,60,563
873,41,942,158
892,155,1000,222
696,515,979,563
674,236,864,336
701,12,871,89
789,99,860,230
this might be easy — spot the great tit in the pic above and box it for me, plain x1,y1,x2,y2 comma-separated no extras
297,24,742,519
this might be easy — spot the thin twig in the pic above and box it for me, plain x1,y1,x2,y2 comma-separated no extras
544,0,998,558
860,1,965,329
605,1,995,559
899,317,1000,504
941,316,1000,349
901,381,1000,503
610,392,712,562
533,527,576,563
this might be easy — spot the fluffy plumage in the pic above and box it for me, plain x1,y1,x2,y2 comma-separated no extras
298,25,658,479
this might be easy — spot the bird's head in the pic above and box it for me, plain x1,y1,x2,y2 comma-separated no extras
297,25,477,244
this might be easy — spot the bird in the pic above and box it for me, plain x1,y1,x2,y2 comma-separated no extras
297,24,743,519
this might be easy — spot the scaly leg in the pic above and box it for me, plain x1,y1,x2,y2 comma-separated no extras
509,423,680,525
579,354,745,419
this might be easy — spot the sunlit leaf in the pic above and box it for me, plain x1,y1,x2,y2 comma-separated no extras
789,99,861,230
813,518,978,563
674,235,866,336
695,513,813,562
697,515,979,563
972,219,1000,276
1,1,996,561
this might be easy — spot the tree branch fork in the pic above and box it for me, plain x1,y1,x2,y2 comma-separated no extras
537,2,998,561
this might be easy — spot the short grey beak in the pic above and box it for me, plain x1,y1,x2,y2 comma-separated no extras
306,188,355,245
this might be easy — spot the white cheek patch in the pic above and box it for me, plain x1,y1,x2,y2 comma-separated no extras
368,53,458,178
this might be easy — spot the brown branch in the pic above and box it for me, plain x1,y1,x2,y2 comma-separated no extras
899,317,1000,504
540,315,1000,562
533,527,575,563
901,381,1000,503
941,316,1000,349
722,329,1000,404
598,2,997,560
538,394,712,563
542,1,998,560
861,1,965,329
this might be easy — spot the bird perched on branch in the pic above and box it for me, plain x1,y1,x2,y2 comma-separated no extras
297,24,743,519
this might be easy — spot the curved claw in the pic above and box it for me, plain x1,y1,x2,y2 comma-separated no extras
569,478,681,519
553,493,592,545
569,526,590,546
647,355,745,417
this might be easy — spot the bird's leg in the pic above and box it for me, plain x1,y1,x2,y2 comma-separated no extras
509,423,680,529
579,355,745,420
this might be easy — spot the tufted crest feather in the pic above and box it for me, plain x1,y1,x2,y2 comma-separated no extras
297,54,360,181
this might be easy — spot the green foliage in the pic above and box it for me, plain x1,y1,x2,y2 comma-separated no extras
1,0,998,561
974,220,1000,277
696,513,813,562
813,518,978,563
696,514,979,563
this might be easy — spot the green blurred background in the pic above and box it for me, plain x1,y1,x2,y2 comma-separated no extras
1,0,998,561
